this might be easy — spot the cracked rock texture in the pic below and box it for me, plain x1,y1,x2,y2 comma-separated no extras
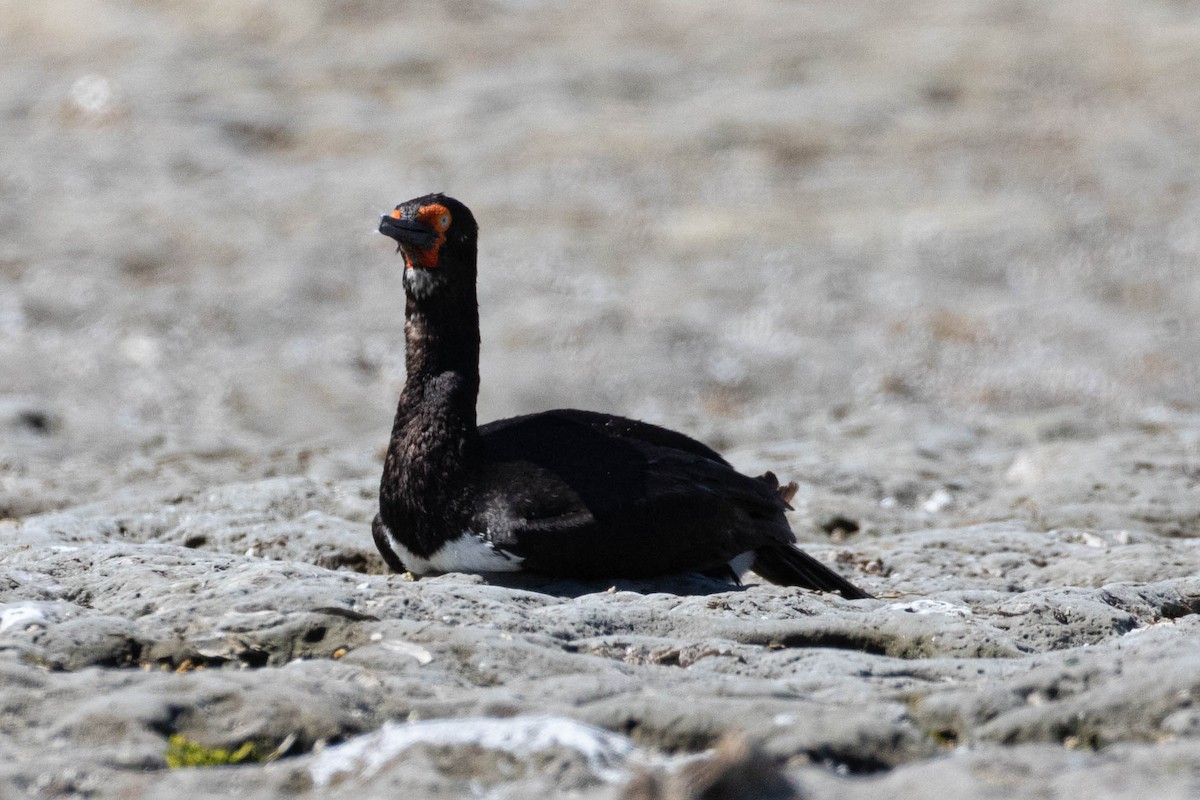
2,0,1200,798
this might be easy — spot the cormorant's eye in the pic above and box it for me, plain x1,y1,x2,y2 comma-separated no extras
417,203,453,233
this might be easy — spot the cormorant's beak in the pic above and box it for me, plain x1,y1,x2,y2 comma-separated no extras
379,213,437,251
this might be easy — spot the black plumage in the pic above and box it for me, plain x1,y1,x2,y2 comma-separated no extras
373,194,870,600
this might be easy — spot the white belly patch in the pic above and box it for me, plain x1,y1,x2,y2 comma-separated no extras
379,522,524,575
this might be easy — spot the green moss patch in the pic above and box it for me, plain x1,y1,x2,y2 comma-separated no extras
165,734,264,768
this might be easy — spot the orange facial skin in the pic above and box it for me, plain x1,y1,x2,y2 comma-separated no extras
391,203,452,269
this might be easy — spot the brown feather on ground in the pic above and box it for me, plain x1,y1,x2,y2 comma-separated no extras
621,734,802,800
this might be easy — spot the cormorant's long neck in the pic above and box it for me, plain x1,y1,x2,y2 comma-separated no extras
380,272,482,539
398,293,481,434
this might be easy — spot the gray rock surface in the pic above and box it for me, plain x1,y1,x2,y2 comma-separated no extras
4,472,1200,797
2,1,1199,798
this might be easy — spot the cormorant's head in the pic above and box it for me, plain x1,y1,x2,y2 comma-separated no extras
379,194,477,298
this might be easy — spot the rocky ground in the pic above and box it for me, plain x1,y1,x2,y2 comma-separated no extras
2,0,1199,797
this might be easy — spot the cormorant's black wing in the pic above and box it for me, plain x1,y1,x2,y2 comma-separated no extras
481,409,730,465
471,410,791,579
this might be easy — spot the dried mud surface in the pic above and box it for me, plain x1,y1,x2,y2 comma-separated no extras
2,1,1199,798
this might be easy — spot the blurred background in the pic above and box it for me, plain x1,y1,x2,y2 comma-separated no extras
1,0,1197,531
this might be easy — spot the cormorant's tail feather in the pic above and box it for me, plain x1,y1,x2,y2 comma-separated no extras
751,544,872,599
